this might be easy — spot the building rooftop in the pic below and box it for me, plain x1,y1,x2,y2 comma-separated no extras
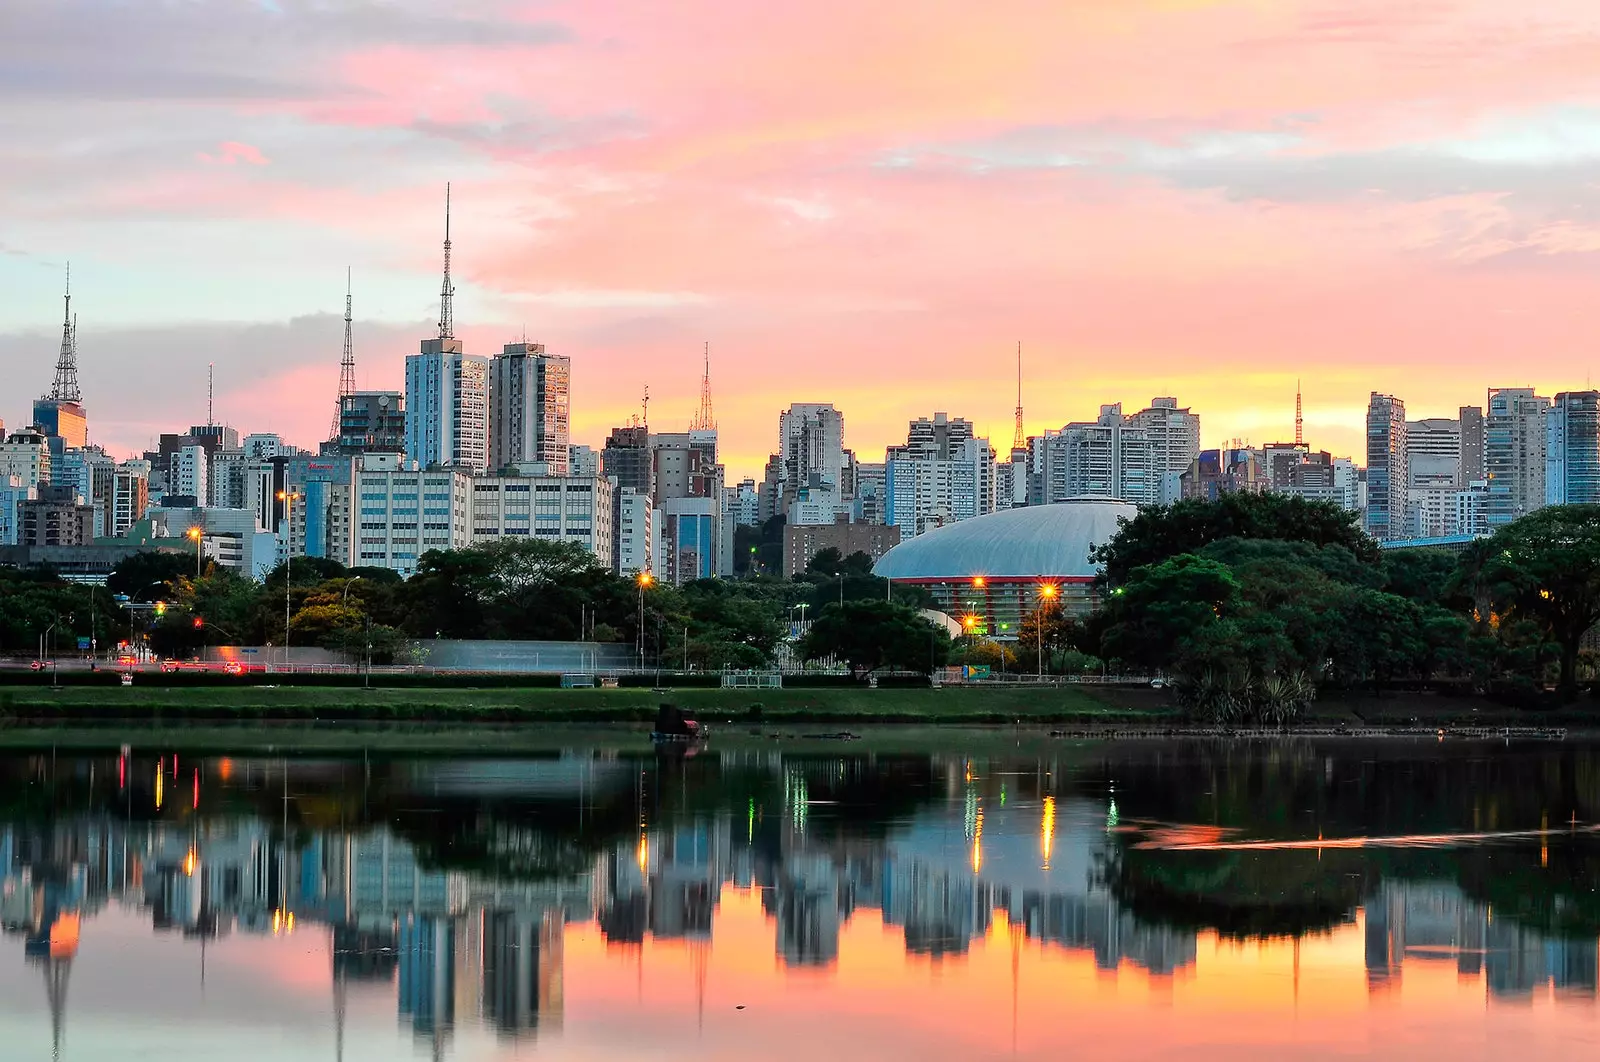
872,498,1137,581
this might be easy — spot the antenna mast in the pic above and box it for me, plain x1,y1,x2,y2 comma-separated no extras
1294,380,1303,446
1011,341,1025,451
207,363,215,428
642,385,650,433
690,343,716,431
331,268,356,440
438,183,455,340
49,262,83,404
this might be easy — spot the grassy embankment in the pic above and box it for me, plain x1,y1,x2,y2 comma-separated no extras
0,682,1154,726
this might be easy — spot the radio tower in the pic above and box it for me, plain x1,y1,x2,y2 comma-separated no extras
1295,380,1304,446
330,268,356,440
1011,342,1026,452
50,263,82,403
690,343,716,431
438,183,455,340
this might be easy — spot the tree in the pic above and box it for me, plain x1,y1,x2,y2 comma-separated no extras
1099,555,1242,671
107,551,192,599
1091,493,1378,587
1465,504,1600,693
799,600,951,678
1017,603,1079,674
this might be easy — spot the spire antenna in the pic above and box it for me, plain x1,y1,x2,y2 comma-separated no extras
331,268,356,440
642,384,650,433
49,262,82,404
1011,341,1025,451
438,183,455,340
207,363,215,428
690,342,716,431
1294,379,1304,446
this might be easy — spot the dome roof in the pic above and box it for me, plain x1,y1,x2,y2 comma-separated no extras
872,498,1137,581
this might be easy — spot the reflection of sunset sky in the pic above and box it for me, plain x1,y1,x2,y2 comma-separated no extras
2,746,1599,1060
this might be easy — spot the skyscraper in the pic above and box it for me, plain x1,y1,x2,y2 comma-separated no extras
488,342,570,473
1365,393,1407,541
33,266,88,479
1485,388,1550,526
778,403,846,497
1405,418,1461,488
1546,391,1600,505
1459,405,1485,484
405,185,488,471
1126,397,1202,503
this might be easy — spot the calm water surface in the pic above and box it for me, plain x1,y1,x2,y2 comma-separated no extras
3,736,1599,1061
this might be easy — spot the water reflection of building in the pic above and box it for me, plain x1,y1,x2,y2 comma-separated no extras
1364,880,1598,999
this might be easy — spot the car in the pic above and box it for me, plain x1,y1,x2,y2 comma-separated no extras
29,660,45,672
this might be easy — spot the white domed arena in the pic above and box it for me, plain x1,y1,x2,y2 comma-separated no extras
872,498,1136,640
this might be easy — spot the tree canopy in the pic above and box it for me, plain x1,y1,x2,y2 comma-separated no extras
799,600,951,678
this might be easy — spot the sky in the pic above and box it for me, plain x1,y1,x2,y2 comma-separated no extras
6,0,1600,479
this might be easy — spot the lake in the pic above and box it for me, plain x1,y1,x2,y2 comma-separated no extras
2,734,1598,1060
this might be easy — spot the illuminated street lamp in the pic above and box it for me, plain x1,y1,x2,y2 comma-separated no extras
185,525,204,577
636,570,654,667
1036,583,1059,679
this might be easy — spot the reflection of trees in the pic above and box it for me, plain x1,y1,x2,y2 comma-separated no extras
1081,740,1600,941
1106,848,1367,939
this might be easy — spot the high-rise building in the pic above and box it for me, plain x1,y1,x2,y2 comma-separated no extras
1459,406,1486,484
884,417,996,538
0,475,36,546
778,403,846,497
650,431,721,503
1126,398,1201,503
405,185,487,472
336,392,406,455
111,460,150,537
1182,448,1269,501
1406,418,1461,488
601,426,652,498
1365,393,1408,541
1485,388,1550,526
406,343,488,471
33,267,89,479
0,430,51,490
350,455,472,576
469,470,614,567
19,486,95,546
488,342,570,473
1062,404,1158,503
615,487,654,575
1546,391,1600,505
57,447,115,536
171,444,209,503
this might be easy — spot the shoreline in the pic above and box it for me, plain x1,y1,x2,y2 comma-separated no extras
0,718,1584,754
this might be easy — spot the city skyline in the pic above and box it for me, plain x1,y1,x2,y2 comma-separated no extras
8,1,1600,477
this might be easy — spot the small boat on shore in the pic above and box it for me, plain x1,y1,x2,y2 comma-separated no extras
651,703,708,744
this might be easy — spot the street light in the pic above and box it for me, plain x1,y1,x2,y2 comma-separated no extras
342,575,363,604
1037,583,1059,680
277,490,301,671
186,525,204,578
636,570,654,668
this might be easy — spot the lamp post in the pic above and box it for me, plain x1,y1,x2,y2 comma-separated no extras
186,525,204,578
635,571,654,669
342,575,363,604
1037,583,1058,680
277,490,301,671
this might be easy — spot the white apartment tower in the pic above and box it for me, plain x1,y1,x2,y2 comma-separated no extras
488,342,571,473
779,403,846,495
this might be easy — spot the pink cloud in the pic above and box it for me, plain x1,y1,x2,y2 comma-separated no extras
197,141,270,167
